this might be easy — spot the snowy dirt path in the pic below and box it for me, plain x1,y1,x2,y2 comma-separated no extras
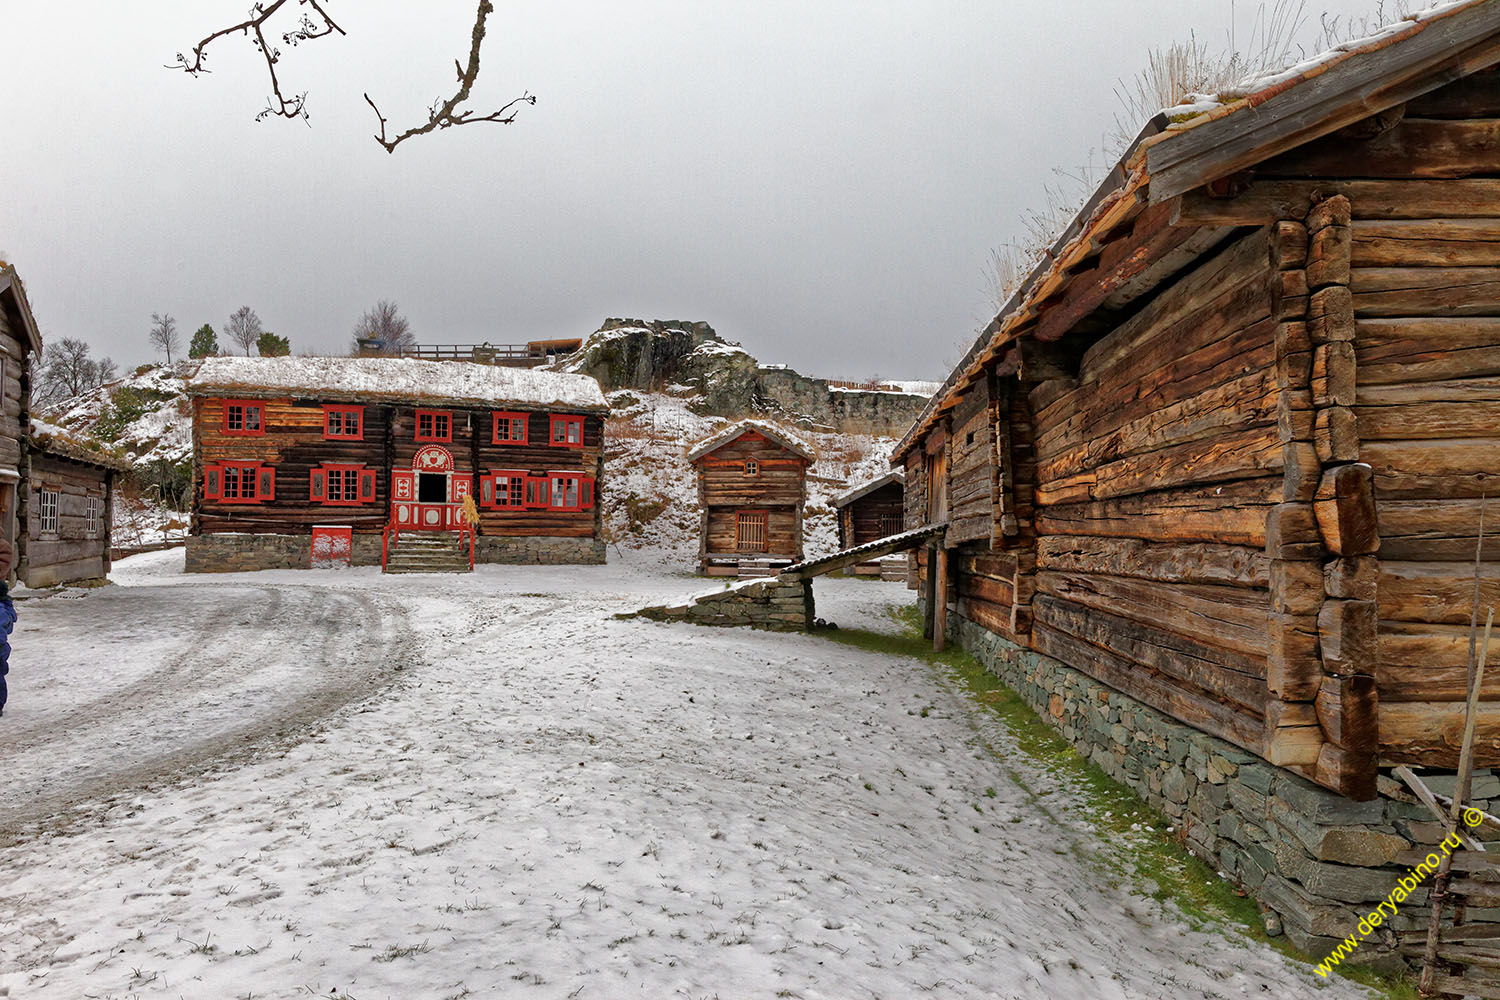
0,568,414,842
0,553,1371,999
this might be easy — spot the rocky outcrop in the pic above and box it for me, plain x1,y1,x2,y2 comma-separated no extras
559,319,931,435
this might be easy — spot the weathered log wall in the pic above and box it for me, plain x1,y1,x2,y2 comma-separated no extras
696,432,807,566
24,453,111,586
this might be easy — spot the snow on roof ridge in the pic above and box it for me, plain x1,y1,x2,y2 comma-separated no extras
685,418,816,463
832,470,904,509
187,356,608,410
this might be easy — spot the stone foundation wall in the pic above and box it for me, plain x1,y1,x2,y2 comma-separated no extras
188,532,605,571
475,536,606,565
943,605,1500,970
632,575,812,631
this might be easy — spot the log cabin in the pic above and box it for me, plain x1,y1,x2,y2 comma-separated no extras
688,419,813,575
185,357,608,572
832,471,906,576
21,421,129,587
0,266,43,585
893,2,1500,955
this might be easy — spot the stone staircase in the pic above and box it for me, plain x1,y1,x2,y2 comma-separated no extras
384,531,471,574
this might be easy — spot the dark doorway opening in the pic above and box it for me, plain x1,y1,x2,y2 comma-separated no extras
417,473,447,503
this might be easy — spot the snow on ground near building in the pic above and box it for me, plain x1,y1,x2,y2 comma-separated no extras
0,551,1369,999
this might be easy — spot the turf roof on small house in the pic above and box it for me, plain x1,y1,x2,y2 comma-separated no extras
832,470,903,510
186,356,609,412
892,0,1500,464
28,419,133,472
685,419,816,464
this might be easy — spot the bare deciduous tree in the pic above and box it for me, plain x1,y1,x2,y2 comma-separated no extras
149,312,180,365
227,306,263,357
33,338,115,411
171,0,534,153
351,300,416,355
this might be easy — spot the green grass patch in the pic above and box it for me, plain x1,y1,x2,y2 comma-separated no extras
813,601,1416,999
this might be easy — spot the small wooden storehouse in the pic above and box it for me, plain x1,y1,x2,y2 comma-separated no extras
688,419,813,575
892,2,1500,956
185,357,609,571
0,266,43,583
832,471,906,576
21,421,129,587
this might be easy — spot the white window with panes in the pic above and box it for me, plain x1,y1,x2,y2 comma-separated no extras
86,496,102,538
39,488,59,535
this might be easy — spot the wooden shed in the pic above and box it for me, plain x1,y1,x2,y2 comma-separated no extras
0,266,43,583
894,2,1500,805
21,422,129,587
832,471,905,576
688,419,813,575
185,356,609,572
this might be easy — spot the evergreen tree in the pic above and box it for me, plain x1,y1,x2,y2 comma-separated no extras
256,331,291,357
188,323,219,359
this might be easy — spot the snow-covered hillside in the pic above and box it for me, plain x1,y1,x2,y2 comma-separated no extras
603,390,899,568
50,362,193,467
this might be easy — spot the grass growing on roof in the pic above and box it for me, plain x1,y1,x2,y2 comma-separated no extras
814,601,1416,999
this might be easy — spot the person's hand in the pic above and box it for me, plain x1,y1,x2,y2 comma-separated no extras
0,538,16,581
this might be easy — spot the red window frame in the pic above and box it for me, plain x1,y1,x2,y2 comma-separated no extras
548,474,595,512
479,469,529,509
323,405,364,440
222,399,266,436
524,475,551,508
492,411,529,446
549,414,585,448
204,462,273,504
311,464,376,506
415,409,452,443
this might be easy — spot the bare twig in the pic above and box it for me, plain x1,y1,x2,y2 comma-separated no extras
364,1,534,153
171,0,346,124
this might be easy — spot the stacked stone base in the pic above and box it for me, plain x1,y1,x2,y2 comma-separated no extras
943,605,1500,970
631,575,813,631
187,532,605,572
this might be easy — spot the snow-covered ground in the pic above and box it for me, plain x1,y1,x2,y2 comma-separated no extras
0,552,1369,999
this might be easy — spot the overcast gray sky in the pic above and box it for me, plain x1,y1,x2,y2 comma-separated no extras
3,1,1383,381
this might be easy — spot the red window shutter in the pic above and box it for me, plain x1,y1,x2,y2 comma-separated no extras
452,474,472,503
526,475,551,508
258,466,275,501
204,465,221,500
310,468,326,502
359,470,376,501
582,476,594,509
392,470,414,501
480,474,495,507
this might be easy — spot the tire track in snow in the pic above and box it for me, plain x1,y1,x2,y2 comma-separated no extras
0,582,413,843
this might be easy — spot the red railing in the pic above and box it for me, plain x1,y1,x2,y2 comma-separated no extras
382,506,477,571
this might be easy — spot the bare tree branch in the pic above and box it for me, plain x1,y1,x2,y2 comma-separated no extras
364,1,535,154
170,0,346,124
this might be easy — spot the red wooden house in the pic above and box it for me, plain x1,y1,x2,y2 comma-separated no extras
185,357,608,572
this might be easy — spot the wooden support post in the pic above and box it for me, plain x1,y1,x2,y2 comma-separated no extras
933,546,949,653
922,543,937,640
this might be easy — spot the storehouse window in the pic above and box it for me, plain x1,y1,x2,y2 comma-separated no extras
204,462,274,504
323,406,364,440
415,409,452,443
736,510,768,552
310,464,376,506
548,474,595,512
549,414,585,448
86,496,102,538
223,400,266,436
879,510,904,538
744,459,758,476
493,411,529,445
39,488,59,535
